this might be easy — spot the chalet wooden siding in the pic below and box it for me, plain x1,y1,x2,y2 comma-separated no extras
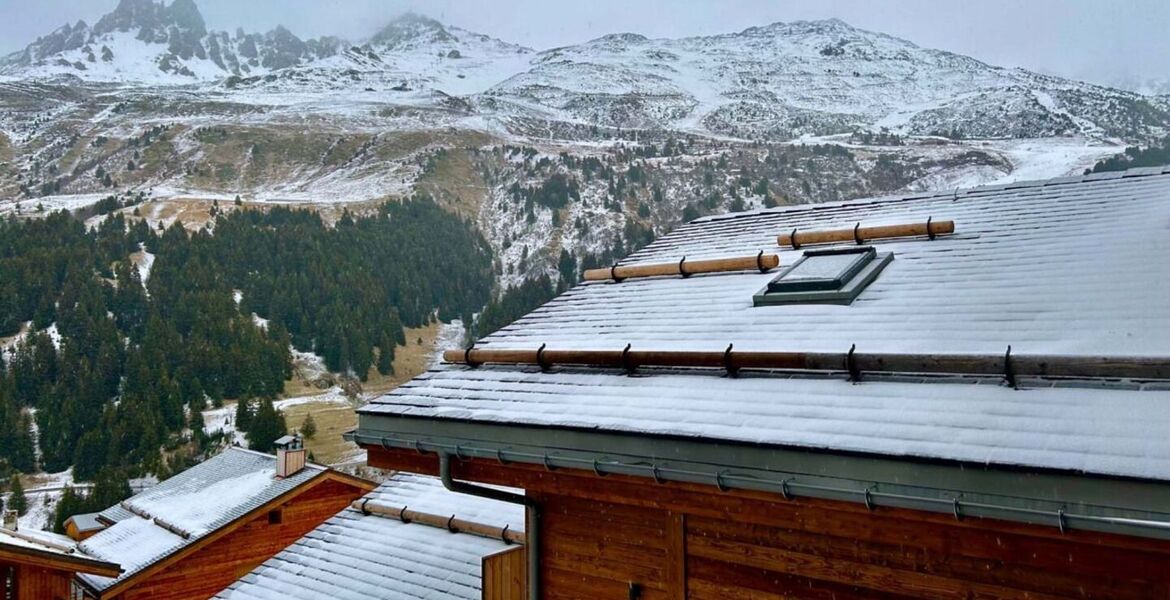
0,531,121,600
65,523,93,543
0,562,75,600
101,478,361,600
483,546,528,600
369,446,1170,599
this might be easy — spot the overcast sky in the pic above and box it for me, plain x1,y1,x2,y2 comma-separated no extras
2,0,1168,87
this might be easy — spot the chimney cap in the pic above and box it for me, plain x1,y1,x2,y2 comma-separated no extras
274,435,301,450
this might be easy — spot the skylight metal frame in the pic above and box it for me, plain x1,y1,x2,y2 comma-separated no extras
753,246,893,306
767,246,876,293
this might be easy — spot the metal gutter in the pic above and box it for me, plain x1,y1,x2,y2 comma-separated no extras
350,428,1170,542
439,453,540,600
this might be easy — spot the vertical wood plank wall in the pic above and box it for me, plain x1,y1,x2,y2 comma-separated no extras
367,447,1170,600
483,546,527,600
112,478,364,600
15,565,72,600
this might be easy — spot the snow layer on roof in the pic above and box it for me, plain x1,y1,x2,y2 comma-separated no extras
78,447,325,592
97,504,133,525
362,170,1170,481
0,528,80,557
366,367,1170,480
369,473,524,529
16,528,78,549
481,171,1170,356
80,516,185,576
214,474,523,600
128,469,279,536
67,512,105,532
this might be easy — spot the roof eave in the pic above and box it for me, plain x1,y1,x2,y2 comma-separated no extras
0,545,121,579
352,414,1170,541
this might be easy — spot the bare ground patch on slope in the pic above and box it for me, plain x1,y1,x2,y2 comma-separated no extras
281,322,446,464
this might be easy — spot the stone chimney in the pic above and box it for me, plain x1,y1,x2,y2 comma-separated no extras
2,510,18,531
274,435,306,479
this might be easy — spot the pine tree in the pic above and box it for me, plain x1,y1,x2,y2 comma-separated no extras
51,486,85,534
73,430,109,482
246,399,286,453
8,475,27,516
375,336,395,376
189,407,207,450
300,413,317,439
89,467,132,510
234,398,253,432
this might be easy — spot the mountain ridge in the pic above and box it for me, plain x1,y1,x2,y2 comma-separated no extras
2,1,1164,147
0,0,1156,233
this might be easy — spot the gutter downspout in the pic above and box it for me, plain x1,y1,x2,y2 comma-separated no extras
439,452,540,600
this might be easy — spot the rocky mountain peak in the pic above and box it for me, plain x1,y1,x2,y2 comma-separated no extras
93,0,161,36
167,0,208,37
370,12,458,49
736,18,875,43
91,0,207,39
589,32,650,47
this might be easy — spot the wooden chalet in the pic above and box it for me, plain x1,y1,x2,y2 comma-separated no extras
63,513,107,542
215,472,526,600
72,443,374,600
0,527,120,599
352,167,1170,598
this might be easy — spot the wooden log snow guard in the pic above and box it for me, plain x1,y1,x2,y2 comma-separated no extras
583,253,780,282
779,219,955,248
442,347,1170,382
351,500,525,545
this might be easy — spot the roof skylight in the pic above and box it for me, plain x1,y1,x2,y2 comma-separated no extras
754,246,892,306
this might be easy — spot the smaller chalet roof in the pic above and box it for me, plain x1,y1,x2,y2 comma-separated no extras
214,473,525,600
77,447,332,594
0,528,121,577
66,512,106,532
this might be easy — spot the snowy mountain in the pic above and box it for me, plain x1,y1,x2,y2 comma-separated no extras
217,13,533,99
0,0,342,82
0,1,530,97
481,19,1167,141
3,3,1164,145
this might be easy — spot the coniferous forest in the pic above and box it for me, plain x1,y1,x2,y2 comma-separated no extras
0,196,493,482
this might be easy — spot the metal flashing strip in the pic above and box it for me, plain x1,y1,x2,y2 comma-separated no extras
349,425,1170,541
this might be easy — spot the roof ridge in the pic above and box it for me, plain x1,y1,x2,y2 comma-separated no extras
692,163,1170,225
223,445,328,471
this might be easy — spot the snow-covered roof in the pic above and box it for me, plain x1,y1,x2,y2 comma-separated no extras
0,528,120,576
214,474,525,600
96,504,133,525
66,512,106,532
78,447,328,593
0,528,76,556
361,167,1170,481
